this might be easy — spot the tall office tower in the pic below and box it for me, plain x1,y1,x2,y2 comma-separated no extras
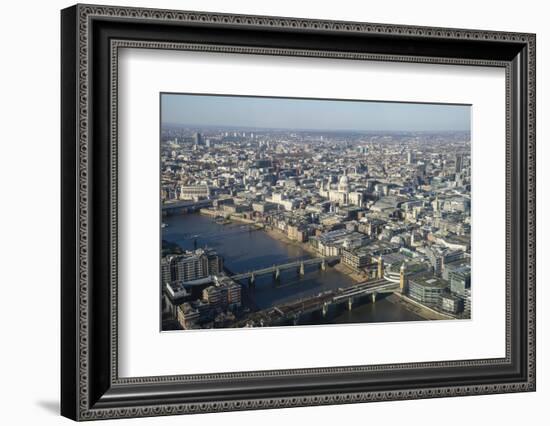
194,132,203,146
455,153,464,173
407,150,415,165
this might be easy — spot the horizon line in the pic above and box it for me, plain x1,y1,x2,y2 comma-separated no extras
161,122,471,134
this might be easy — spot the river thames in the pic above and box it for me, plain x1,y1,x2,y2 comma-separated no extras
163,213,422,324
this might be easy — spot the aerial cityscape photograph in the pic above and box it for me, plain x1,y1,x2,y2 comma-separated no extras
160,93,472,331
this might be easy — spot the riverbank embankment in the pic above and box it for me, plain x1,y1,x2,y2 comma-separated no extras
387,293,455,321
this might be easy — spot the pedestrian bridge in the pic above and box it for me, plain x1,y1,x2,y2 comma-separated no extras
231,256,340,282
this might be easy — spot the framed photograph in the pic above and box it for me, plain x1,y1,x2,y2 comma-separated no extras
61,4,536,421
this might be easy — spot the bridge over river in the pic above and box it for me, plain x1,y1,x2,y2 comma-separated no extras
235,278,400,327
230,256,340,284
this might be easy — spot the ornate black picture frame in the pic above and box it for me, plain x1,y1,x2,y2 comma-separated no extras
61,4,536,421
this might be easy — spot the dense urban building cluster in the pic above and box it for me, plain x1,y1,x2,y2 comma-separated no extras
160,125,472,330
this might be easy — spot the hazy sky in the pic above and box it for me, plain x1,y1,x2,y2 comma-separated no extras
161,93,471,132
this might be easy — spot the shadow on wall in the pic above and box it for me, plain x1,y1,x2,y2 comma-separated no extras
36,400,59,416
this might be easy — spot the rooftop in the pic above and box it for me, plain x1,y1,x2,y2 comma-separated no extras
410,274,449,289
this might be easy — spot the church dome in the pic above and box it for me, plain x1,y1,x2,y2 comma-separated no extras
338,175,349,192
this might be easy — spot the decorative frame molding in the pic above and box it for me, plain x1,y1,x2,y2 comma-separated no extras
61,4,536,421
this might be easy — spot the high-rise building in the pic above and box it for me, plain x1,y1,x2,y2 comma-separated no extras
455,153,464,173
194,132,203,146
449,266,471,296
161,248,223,284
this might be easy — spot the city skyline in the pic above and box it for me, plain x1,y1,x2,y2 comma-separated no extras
160,95,471,330
161,93,471,133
